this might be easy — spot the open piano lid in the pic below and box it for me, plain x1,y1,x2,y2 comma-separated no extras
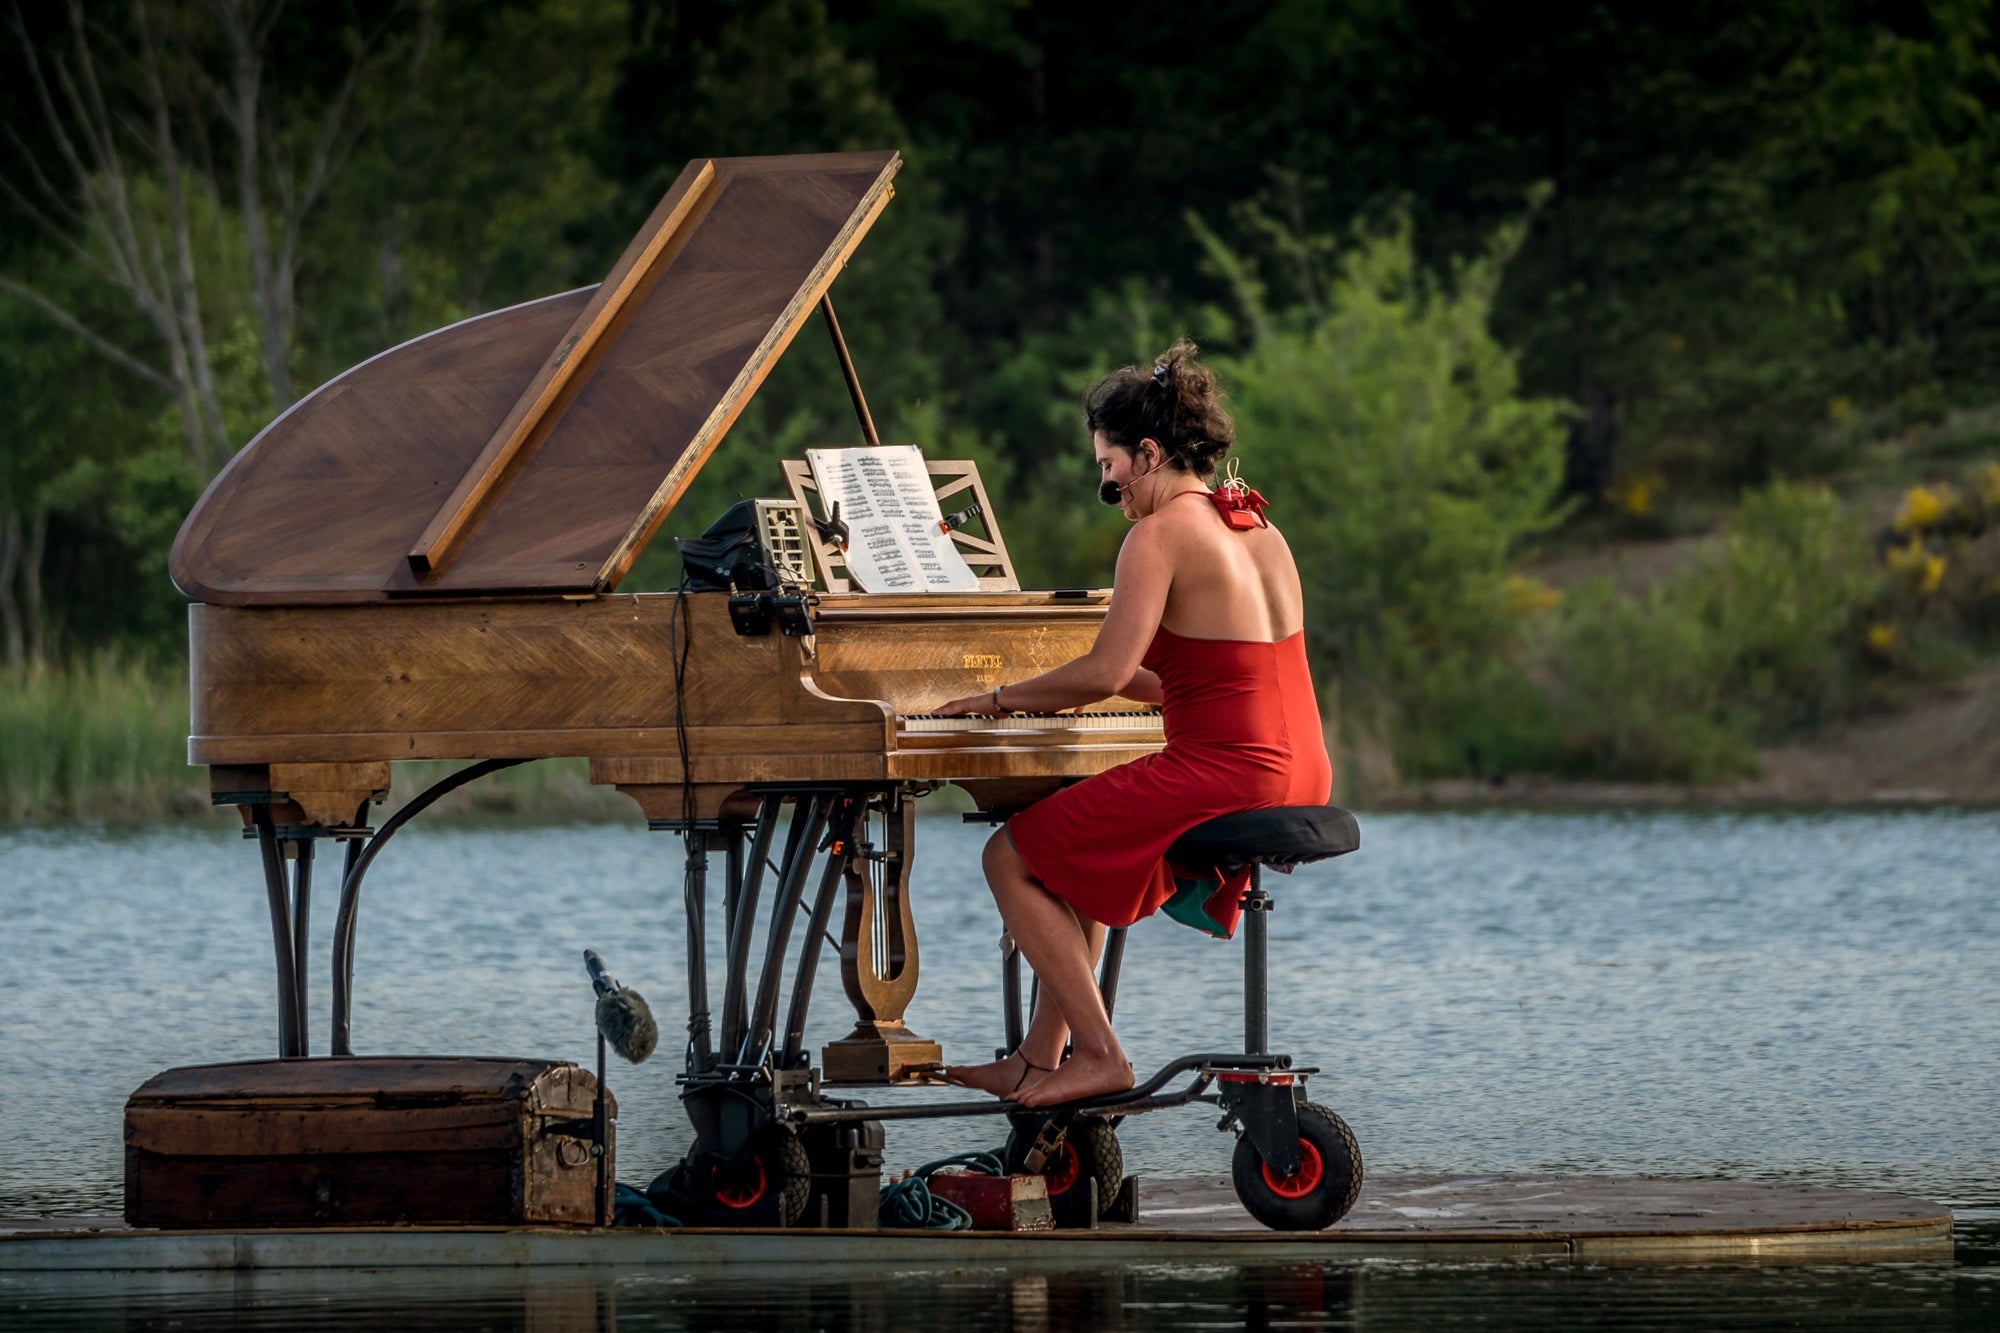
170,151,900,605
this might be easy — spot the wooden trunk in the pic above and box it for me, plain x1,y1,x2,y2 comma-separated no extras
124,1057,612,1230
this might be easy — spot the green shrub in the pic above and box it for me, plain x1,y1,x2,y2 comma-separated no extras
1537,481,1882,781
1197,207,1572,787
1689,482,1882,731
1539,578,1759,782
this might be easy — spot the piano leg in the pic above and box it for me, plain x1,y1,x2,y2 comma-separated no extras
661,789,870,1228
822,793,944,1084
717,797,782,1061
331,817,365,1054
1001,931,1025,1056
722,822,747,953
291,839,313,1047
780,802,859,1069
739,794,833,1065
251,806,307,1058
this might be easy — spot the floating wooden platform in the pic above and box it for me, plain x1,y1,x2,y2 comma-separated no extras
0,1175,1952,1272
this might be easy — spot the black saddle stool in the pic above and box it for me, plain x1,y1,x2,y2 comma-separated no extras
1012,804,1363,1061
1162,803,1361,1058
1165,804,1360,872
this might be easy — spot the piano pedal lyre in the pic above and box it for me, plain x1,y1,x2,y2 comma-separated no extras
821,792,945,1084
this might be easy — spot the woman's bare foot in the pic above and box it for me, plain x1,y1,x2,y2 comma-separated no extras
1011,1048,1133,1108
945,1051,1058,1098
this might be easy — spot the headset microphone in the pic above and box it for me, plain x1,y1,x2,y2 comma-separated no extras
1100,457,1157,507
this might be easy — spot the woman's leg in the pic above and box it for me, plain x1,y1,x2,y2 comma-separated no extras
950,908,1104,1096
1019,910,1107,1068
982,830,1132,1107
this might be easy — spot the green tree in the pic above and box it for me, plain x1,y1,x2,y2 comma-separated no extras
1199,206,1571,784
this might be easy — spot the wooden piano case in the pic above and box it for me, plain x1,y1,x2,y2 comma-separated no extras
124,1057,611,1229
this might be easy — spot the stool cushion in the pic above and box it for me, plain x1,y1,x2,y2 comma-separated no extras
1165,804,1360,870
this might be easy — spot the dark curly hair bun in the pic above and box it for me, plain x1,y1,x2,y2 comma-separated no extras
1084,338,1235,478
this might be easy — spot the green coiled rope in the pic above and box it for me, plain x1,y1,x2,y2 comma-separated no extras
878,1149,1009,1229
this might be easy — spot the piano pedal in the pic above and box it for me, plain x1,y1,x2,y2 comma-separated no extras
893,1060,954,1086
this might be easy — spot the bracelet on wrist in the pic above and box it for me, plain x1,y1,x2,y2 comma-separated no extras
991,686,1006,713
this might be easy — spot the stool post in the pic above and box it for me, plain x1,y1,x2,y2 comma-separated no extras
1098,925,1128,1020
999,932,1024,1054
1243,868,1269,1056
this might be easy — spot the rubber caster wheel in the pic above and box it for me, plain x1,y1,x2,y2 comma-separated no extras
1005,1116,1122,1224
1230,1101,1362,1231
658,1126,812,1227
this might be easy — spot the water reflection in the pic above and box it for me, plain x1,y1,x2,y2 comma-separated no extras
6,1241,2000,1331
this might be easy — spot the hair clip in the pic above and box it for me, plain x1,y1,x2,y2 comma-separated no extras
1152,363,1169,384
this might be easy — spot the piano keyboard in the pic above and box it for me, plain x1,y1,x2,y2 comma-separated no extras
898,710,1161,733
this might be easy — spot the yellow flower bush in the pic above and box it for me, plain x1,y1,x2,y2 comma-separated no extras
1884,535,1948,594
1921,552,1947,594
1885,534,1926,573
1502,573,1563,617
1866,623,1897,653
1894,484,1953,533
1607,472,1662,518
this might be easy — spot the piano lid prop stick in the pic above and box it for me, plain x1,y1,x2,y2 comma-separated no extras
819,295,881,449
407,159,721,575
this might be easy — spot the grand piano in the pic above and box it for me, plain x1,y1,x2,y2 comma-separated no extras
170,150,1170,1225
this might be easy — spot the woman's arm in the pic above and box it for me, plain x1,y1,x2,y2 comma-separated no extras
934,521,1173,715
1117,668,1163,705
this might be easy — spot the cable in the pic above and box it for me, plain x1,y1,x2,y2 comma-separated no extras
613,1182,681,1228
876,1151,1008,1230
918,1151,1007,1179
878,1175,971,1230
669,573,694,835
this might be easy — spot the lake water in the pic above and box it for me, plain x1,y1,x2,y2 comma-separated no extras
2,808,1997,1327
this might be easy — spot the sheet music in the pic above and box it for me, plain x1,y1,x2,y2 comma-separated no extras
806,446,980,593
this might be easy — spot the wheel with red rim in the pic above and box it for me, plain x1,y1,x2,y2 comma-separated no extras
1003,1116,1123,1222
713,1156,767,1210
1230,1101,1361,1231
709,1126,811,1225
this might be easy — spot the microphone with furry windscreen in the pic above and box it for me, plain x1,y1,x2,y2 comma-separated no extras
585,949,658,1064
581,949,657,1227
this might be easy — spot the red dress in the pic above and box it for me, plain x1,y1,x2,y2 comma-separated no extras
1005,622,1332,937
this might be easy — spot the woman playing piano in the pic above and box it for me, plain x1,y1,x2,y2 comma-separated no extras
933,340,1332,1107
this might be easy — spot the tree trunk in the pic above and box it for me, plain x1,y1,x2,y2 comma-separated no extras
20,510,46,664
132,1,233,472
8,0,397,475
1563,387,1617,502
378,203,405,324
0,510,23,669
223,2,293,414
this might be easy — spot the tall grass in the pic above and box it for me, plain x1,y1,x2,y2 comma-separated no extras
0,659,632,825
0,657,197,822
